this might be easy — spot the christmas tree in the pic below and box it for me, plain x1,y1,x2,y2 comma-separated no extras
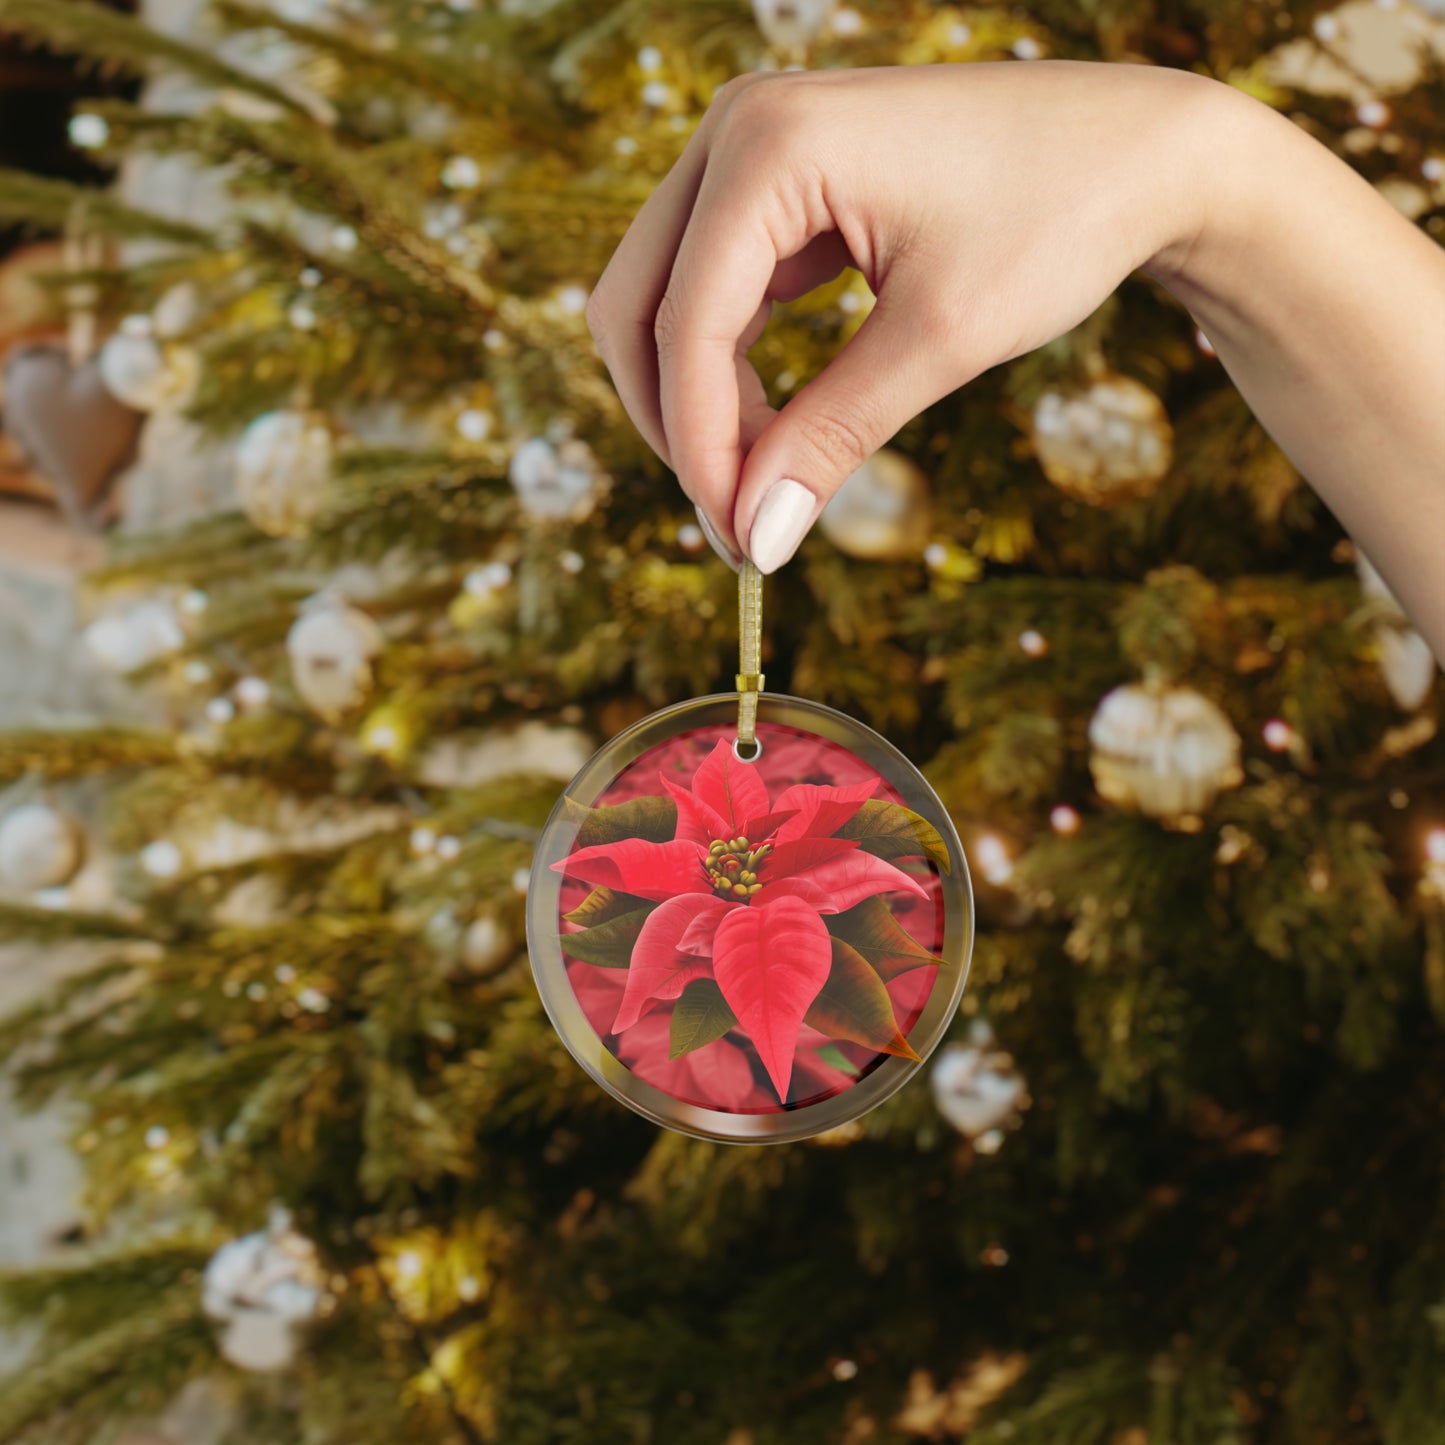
1,1,1443,1441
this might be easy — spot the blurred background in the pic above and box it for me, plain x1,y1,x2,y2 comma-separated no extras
0,1,1442,1442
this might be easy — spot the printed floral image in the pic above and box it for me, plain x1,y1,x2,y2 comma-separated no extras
552,723,951,1113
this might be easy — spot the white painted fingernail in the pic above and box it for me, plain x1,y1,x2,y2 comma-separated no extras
694,505,741,571
748,478,815,575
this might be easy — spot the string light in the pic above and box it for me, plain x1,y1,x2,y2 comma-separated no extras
436,835,462,862
1049,804,1081,836
1262,719,1294,751
1426,829,1445,866
1018,629,1049,658
141,841,183,879
235,676,270,710
465,561,512,595
395,1250,424,1281
678,523,704,552
410,827,437,856
441,155,482,189
68,113,110,149
976,834,1013,886
206,697,236,725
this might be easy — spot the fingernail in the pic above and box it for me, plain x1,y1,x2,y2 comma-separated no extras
695,504,741,572
748,478,815,575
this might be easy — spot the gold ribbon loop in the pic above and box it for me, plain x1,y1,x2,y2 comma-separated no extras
736,559,764,756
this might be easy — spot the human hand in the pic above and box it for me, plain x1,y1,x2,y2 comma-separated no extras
584,61,1218,573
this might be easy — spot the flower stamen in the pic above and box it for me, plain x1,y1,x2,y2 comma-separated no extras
705,835,772,899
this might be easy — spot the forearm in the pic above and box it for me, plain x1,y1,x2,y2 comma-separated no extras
1143,79,1445,659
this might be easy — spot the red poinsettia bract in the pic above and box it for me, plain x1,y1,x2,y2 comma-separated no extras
553,738,928,1101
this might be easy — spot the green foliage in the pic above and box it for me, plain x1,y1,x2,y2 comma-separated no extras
0,0,1442,1441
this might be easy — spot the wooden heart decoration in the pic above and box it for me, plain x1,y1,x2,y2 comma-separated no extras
2,342,144,529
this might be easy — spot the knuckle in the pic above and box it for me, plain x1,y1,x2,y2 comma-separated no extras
793,404,875,475
713,75,799,158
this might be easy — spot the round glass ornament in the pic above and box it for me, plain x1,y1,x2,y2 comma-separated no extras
527,691,973,1143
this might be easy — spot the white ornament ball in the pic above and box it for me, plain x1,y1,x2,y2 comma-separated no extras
286,598,384,722
507,435,600,521
98,331,199,412
462,913,513,975
818,447,932,561
1032,375,1173,505
1088,683,1244,823
84,600,185,674
930,1025,1029,1141
235,411,337,538
204,1209,327,1374
1376,627,1437,712
752,0,835,50
217,1308,300,1373
0,803,85,891
1356,551,1439,710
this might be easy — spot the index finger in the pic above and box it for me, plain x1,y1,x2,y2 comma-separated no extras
655,129,814,544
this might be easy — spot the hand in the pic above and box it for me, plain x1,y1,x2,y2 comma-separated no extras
586,61,1445,662
584,61,1214,572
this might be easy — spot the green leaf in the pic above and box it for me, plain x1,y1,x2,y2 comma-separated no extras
558,908,653,968
835,799,951,875
669,979,737,1060
829,897,943,981
562,885,650,927
804,938,920,1060
814,1043,861,1077
562,793,677,847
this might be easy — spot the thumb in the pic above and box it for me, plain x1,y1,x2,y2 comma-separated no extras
733,281,968,575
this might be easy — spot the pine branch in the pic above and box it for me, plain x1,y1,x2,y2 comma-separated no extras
0,0,309,116
212,0,569,138
0,1268,210,1438
0,728,179,784
0,169,211,247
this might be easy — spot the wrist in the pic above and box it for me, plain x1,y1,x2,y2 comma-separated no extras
1138,73,1271,297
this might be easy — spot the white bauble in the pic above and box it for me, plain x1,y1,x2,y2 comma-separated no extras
416,721,595,789
1357,551,1439,710
1032,375,1173,505
235,410,337,538
286,598,384,721
84,599,185,673
98,332,199,412
204,1208,327,1373
1377,627,1437,711
818,447,932,561
930,1024,1029,1141
752,0,835,50
0,803,85,891
507,435,600,521
1088,683,1243,823
462,913,513,975
218,1308,300,1373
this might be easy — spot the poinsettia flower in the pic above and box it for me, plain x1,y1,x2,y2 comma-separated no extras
568,959,862,1113
553,737,930,1102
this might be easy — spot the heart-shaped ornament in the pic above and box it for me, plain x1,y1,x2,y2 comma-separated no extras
2,342,144,530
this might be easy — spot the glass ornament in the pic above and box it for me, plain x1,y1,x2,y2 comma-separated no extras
528,563,972,1143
